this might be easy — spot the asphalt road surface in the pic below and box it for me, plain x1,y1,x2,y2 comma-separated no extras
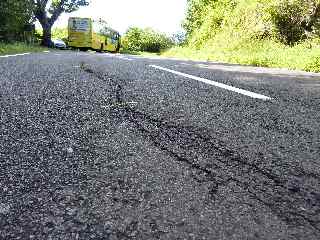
0,50,320,240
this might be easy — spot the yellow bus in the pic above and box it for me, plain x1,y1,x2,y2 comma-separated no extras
68,17,121,52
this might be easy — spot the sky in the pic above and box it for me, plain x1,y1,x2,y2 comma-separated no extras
54,0,187,35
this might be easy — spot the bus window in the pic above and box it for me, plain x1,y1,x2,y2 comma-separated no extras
93,23,102,35
70,18,90,33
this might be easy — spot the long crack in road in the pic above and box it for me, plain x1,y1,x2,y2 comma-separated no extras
1,57,320,239
85,66,320,234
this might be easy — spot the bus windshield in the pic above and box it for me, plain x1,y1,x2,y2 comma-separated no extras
69,18,90,33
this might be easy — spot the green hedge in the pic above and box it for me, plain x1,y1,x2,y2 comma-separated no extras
163,0,320,72
122,27,174,53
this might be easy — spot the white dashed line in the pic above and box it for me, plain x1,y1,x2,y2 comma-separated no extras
0,53,31,58
150,65,272,100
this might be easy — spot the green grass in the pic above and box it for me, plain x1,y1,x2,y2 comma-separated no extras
164,0,320,73
162,38,320,73
119,49,141,55
0,42,46,55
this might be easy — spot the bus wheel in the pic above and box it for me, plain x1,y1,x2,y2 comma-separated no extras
97,44,104,53
116,43,121,53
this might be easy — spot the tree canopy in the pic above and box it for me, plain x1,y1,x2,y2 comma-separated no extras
0,0,34,41
0,0,90,44
33,0,89,45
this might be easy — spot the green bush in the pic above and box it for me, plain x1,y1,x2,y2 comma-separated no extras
304,56,320,72
268,0,320,45
122,27,174,53
183,0,320,48
0,0,33,41
161,0,320,72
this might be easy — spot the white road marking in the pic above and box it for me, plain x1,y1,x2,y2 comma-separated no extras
117,56,133,61
103,53,114,57
150,65,272,100
43,50,50,53
0,53,31,58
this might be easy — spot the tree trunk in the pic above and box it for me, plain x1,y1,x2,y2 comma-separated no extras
41,24,52,47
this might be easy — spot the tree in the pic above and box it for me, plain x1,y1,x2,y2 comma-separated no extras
182,0,214,37
0,0,33,41
269,0,320,45
32,0,89,46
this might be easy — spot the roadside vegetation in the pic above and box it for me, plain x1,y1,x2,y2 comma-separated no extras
0,0,89,54
39,27,69,44
121,27,174,53
51,28,68,40
0,0,39,55
0,42,45,55
162,0,320,72
0,0,33,41
2,0,320,73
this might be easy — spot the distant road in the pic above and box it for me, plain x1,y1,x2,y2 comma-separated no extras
1,50,320,240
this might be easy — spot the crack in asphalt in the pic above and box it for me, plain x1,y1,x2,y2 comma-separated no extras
83,66,320,234
123,108,320,232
